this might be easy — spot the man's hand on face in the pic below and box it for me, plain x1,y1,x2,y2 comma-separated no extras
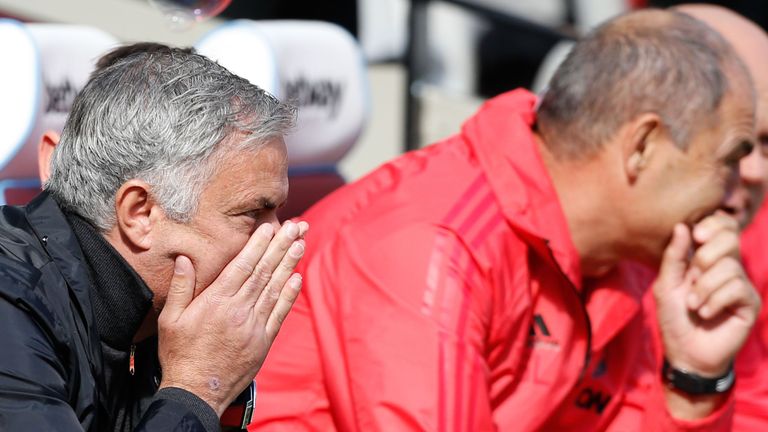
156,220,309,417
653,212,760,417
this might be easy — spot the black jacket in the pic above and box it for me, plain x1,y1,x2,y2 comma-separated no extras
0,192,219,431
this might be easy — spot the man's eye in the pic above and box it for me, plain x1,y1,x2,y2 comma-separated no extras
726,140,755,165
740,140,755,157
243,209,265,219
759,135,768,157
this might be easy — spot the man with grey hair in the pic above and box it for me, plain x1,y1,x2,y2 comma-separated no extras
0,43,305,432
253,9,760,431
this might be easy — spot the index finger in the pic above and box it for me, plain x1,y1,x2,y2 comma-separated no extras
296,220,309,238
209,223,275,296
692,211,738,244
234,221,302,304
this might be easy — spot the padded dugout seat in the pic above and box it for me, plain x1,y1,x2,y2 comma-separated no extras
195,19,369,220
0,20,117,205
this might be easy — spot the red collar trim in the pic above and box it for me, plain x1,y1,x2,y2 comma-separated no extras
461,89,582,290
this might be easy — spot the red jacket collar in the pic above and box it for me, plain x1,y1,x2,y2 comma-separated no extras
461,89,582,290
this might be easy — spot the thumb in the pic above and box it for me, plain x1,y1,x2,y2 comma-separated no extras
655,223,692,296
160,255,196,322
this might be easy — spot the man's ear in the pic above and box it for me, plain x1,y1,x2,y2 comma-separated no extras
113,180,163,252
37,131,60,184
623,113,664,183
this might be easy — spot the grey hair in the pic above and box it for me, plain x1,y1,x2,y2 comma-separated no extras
45,44,296,231
537,8,751,159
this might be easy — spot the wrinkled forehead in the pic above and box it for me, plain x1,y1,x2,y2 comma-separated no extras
202,140,289,210
254,137,289,168
709,83,757,156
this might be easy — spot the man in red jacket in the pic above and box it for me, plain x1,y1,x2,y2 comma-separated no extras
662,5,768,430
678,4,768,358
252,9,760,431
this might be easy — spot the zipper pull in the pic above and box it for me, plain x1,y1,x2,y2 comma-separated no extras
129,344,136,376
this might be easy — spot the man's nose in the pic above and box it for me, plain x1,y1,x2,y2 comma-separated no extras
269,216,282,232
740,147,766,185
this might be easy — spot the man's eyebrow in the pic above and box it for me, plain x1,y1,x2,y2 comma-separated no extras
258,197,279,209
253,195,289,209
722,138,755,162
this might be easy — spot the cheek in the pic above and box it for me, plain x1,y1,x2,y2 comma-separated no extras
190,232,252,295
691,171,731,217
753,185,767,204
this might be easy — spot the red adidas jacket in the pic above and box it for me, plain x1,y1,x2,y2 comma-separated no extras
251,89,732,431
729,202,768,429
742,200,768,350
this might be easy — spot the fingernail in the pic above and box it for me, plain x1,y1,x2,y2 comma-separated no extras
289,241,305,258
699,305,711,319
298,221,310,234
693,225,708,241
174,256,189,274
285,221,299,238
290,275,303,289
687,292,699,308
258,223,275,238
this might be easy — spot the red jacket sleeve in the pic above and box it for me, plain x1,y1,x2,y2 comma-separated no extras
732,312,768,430
606,290,734,431
734,210,768,430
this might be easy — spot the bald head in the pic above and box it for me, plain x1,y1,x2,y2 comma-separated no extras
677,4,768,227
677,5,768,111
537,8,752,160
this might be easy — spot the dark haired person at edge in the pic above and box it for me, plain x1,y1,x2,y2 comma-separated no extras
252,9,761,431
0,44,308,431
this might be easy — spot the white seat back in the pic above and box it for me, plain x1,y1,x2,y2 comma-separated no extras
0,20,118,203
196,19,369,169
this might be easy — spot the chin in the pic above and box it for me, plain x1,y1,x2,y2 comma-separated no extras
635,241,666,269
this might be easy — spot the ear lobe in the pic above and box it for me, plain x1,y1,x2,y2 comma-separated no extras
625,114,661,182
37,131,60,184
114,180,161,252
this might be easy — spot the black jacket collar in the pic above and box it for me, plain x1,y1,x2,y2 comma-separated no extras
66,212,154,350
26,191,154,351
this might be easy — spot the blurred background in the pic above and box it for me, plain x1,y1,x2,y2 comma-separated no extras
2,0,767,181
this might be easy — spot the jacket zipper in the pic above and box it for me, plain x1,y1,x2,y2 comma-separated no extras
543,241,593,381
129,344,136,376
